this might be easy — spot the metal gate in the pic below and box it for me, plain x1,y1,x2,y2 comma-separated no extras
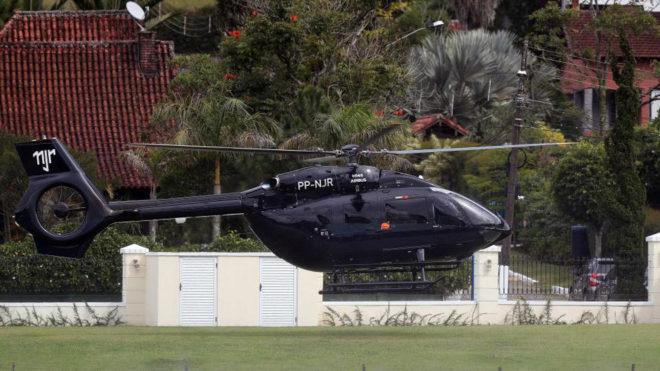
259,257,297,326
179,257,217,326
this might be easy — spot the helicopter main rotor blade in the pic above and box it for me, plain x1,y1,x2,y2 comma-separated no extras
365,142,576,155
129,143,338,157
302,155,340,164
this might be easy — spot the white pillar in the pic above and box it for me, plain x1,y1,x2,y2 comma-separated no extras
646,233,660,322
473,245,501,324
120,244,149,325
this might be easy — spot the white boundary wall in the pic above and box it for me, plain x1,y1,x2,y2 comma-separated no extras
1,233,659,326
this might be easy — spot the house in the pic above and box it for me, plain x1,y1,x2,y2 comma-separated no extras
0,10,175,193
410,113,470,139
561,6,660,133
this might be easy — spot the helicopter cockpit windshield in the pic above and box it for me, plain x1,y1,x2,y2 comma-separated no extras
450,193,503,226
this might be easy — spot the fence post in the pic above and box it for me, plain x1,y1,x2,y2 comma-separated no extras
473,245,501,324
120,244,149,325
646,233,660,323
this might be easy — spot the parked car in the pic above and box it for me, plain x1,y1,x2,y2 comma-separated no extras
569,258,617,301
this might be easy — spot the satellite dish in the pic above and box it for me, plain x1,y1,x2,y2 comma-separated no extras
126,1,146,21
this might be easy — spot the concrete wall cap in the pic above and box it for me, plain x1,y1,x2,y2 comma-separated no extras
646,233,660,242
479,245,501,252
120,244,149,254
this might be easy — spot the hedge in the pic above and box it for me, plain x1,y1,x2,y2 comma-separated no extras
0,228,155,300
0,228,266,300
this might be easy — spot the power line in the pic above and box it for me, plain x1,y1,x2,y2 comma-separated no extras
530,45,657,79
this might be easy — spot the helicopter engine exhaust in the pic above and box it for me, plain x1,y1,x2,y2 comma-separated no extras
260,177,279,190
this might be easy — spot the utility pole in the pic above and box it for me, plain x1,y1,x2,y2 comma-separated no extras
501,39,528,266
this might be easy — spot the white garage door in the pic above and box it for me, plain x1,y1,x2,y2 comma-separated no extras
259,257,297,326
180,257,217,326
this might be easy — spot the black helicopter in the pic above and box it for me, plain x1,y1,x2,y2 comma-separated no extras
13,139,570,293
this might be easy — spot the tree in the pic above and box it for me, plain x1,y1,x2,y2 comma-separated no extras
552,142,616,257
121,148,176,242
0,132,27,242
450,0,500,29
152,54,280,240
526,1,577,70
635,126,660,208
406,30,556,140
588,4,656,136
596,5,654,256
217,0,412,119
280,103,410,170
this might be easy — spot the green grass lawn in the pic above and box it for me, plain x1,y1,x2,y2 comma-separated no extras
1,325,659,370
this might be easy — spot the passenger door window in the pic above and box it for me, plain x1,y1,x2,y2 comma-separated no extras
384,198,431,230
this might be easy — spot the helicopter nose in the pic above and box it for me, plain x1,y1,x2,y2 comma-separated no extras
448,193,511,244
479,216,510,246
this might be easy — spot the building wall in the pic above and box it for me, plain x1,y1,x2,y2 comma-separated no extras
218,256,260,326
2,234,660,326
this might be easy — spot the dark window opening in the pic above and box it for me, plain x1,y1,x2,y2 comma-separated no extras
433,206,464,227
385,199,430,224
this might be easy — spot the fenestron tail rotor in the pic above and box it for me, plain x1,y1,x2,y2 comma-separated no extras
36,185,88,237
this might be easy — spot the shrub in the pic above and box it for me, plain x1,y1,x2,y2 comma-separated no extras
0,228,156,299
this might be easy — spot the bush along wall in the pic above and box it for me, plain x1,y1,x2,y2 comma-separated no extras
0,227,267,301
0,228,155,302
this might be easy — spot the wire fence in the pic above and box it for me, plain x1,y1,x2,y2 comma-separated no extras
500,253,647,302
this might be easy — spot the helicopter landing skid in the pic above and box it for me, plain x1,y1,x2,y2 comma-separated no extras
320,256,460,294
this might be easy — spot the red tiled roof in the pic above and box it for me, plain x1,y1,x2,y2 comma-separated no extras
566,11,660,58
0,11,175,188
411,114,470,137
0,11,138,42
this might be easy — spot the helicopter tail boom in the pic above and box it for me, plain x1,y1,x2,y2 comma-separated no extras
14,138,250,258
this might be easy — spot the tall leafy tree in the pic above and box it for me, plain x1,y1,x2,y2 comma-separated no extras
152,54,279,240
0,133,27,242
450,0,500,29
406,29,555,140
281,103,410,170
526,1,577,70
552,142,616,257
600,6,651,256
121,148,176,241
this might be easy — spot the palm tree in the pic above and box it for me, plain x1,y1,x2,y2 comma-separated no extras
281,103,411,170
451,0,500,29
406,30,555,141
153,55,279,240
121,148,174,241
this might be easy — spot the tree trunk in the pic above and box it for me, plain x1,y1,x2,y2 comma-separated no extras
598,87,607,134
149,184,157,242
593,224,604,258
212,158,222,241
2,202,11,243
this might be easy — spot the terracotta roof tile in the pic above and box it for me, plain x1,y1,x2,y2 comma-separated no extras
566,11,660,58
0,11,138,42
0,11,175,188
411,114,470,136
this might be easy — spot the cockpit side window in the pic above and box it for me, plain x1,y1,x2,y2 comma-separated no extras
433,206,465,227
432,195,466,227
343,202,375,224
385,198,430,224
